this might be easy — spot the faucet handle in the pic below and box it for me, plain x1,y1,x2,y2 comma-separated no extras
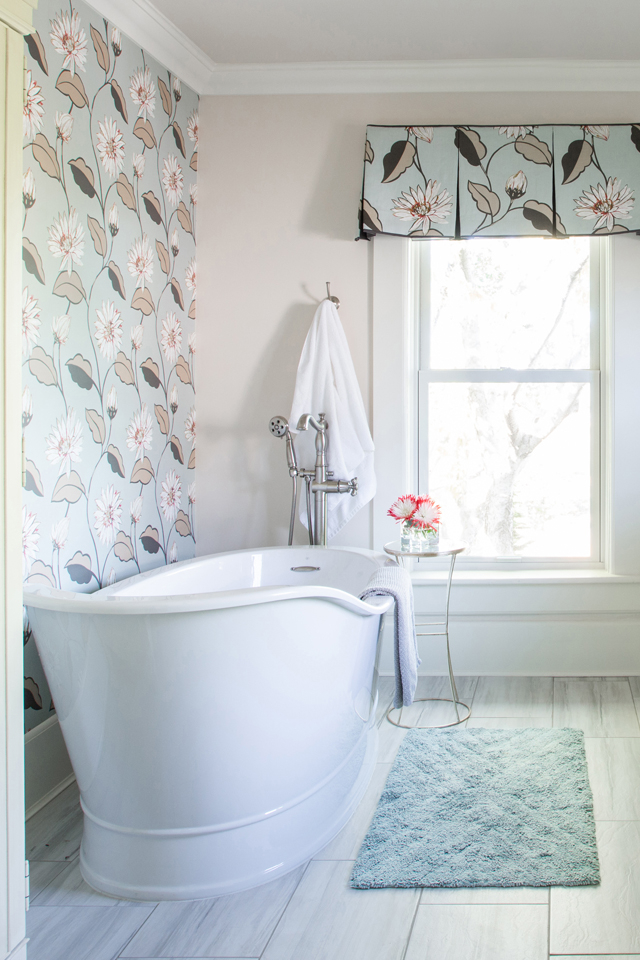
349,477,358,497
327,471,334,478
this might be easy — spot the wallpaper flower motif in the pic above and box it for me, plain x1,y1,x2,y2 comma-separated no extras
22,0,198,730
361,123,640,239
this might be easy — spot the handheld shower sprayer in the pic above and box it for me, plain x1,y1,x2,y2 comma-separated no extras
268,416,298,474
268,417,299,545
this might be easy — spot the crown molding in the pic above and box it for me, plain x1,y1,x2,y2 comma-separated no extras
75,2,640,100
84,0,215,94
0,0,37,35
206,58,640,96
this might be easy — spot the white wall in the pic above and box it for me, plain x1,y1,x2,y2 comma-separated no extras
197,90,640,556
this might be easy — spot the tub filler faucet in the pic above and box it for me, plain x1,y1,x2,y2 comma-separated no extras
269,413,357,546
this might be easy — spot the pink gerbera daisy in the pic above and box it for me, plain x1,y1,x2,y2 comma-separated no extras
387,495,418,523
412,496,441,530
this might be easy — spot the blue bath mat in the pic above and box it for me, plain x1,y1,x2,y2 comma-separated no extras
351,727,599,888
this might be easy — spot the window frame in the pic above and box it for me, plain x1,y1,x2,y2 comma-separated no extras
415,237,603,569
370,234,637,576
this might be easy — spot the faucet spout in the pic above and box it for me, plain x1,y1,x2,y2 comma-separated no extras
296,413,325,434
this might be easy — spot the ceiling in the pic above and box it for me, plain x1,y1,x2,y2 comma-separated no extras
148,0,640,65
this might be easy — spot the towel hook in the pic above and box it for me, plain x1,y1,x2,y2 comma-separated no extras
325,282,340,310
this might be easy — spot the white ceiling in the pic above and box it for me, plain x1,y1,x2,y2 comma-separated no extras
147,0,640,65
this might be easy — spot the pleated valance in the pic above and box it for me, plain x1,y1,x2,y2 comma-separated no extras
359,124,640,239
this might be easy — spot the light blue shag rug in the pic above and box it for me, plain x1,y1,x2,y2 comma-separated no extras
351,727,600,888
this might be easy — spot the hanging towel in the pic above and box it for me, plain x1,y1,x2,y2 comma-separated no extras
289,299,375,539
361,565,420,709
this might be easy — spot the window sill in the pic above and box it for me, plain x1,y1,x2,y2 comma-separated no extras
411,568,640,586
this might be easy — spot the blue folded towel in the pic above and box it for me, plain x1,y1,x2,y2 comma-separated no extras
361,565,420,708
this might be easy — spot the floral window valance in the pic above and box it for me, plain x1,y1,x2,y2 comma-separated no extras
359,124,640,239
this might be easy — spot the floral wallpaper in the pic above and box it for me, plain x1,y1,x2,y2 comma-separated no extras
22,0,198,730
361,123,640,239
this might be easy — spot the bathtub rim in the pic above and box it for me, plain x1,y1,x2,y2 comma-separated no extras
23,545,396,618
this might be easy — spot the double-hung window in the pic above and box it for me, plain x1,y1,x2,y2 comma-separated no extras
417,237,601,563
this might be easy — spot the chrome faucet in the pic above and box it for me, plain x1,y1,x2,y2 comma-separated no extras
295,413,358,546
269,413,358,546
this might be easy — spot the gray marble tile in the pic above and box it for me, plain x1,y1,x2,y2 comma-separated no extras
387,701,468,730
411,675,477,727
414,675,478,702
26,905,154,960
467,717,552,729
629,676,640,699
376,677,477,731
550,821,640,954
121,866,305,958
472,677,553,718
553,680,640,736
420,886,548,905
261,859,419,960
376,717,408,762
314,763,391,860
404,904,548,960
554,677,630,681
29,858,71,902
32,856,153,907
26,782,83,862
375,676,395,725
585,737,640,821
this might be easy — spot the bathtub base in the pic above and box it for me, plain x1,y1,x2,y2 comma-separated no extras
79,723,378,901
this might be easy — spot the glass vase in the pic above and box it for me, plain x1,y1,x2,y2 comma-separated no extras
411,526,439,551
400,521,413,551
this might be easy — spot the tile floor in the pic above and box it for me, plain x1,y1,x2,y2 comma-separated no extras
25,675,640,960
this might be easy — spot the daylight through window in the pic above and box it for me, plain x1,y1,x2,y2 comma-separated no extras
418,237,600,560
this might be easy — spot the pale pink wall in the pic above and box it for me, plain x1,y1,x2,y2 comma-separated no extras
197,91,640,554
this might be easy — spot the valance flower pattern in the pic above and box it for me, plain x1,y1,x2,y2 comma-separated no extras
360,124,640,239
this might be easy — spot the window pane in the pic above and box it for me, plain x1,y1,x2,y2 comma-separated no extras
428,383,592,557
429,238,591,369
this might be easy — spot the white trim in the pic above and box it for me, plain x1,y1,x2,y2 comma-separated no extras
421,370,597,383
372,236,415,551
377,610,640,676
25,775,76,823
23,712,57,745
34,1,640,103
385,609,640,623
82,0,215,94
205,58,640,96
415,238,603,566
2,21,30,960
4,939,27,960
411,571,640,585
24,715,74,820
372,234,640,575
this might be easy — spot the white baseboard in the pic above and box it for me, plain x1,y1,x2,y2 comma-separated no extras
24,716,75,820
379,614,640,676
4,937,28,960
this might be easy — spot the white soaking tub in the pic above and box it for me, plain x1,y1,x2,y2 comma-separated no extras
23,546,393,901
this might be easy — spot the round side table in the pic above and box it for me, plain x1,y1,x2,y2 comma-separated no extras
383,539,470,729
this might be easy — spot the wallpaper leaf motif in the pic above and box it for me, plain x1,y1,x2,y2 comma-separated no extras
22,0,198,731
362,123,640,239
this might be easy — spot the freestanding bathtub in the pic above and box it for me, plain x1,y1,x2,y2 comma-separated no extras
23,546,393,901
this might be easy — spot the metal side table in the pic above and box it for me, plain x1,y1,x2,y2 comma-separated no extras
383,539,470,729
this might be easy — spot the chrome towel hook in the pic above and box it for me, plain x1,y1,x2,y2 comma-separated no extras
326,281,340,309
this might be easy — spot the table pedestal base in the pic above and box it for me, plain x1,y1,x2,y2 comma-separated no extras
386,698,471,729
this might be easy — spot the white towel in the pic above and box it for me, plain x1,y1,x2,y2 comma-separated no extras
360,565,420,708
289,300,375,539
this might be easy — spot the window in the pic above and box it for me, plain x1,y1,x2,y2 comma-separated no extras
417,237,601,562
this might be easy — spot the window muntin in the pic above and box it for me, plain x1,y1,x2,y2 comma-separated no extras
418,237,600,561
